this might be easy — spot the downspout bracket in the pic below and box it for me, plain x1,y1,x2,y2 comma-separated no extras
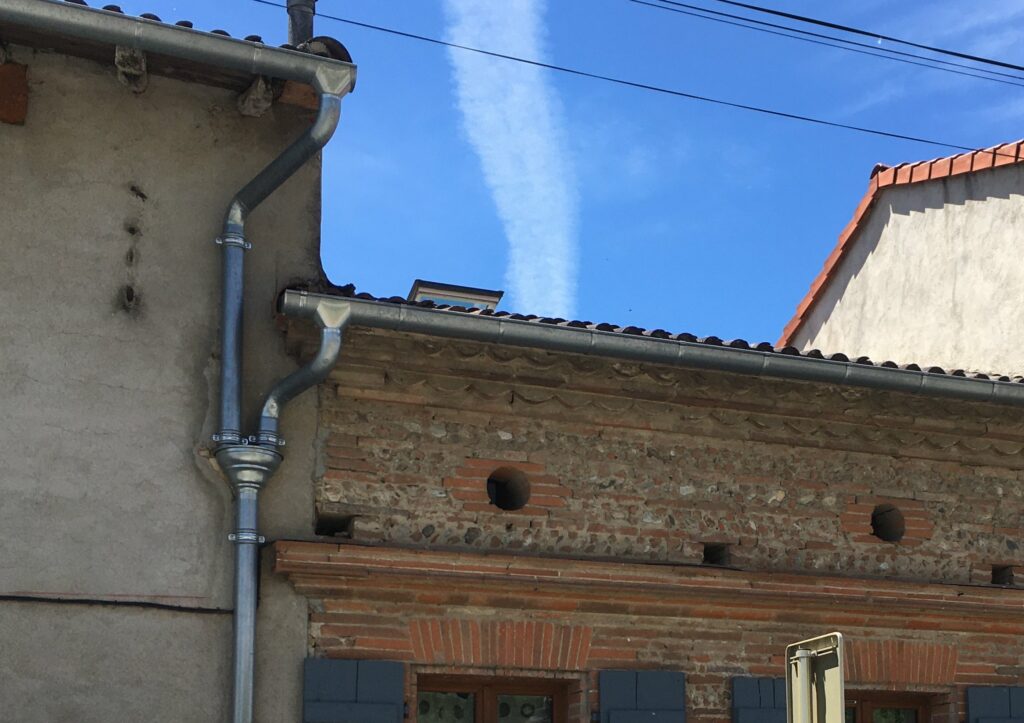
216,236,252,250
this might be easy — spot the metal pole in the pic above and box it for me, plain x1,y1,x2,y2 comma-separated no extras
231,486,261,723
793,649,813,723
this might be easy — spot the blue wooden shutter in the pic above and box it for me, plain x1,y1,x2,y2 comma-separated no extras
732,677,786,723
303,659,403,723
966,686,1024,723
599,669,686,722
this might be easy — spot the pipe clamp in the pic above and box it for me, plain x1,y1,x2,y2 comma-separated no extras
215,236,251,250
228,532,265,544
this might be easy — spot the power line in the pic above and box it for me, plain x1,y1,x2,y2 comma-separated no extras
250,0,1004,158
632,0,1024,88
696,0,1024,74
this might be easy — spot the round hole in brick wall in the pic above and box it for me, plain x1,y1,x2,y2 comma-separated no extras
486,467,530,511
871,503,905,542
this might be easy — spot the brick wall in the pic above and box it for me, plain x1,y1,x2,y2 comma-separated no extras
310,327,1024,586
277,542,1024,723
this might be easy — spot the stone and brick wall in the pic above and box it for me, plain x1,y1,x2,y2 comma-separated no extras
280,324,1024,722
310,327,1024,586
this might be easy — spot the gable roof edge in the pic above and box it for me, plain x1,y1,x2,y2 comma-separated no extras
777,139,1024,347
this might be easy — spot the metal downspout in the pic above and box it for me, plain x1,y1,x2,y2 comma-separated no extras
213,88,348,723
287,0,318,46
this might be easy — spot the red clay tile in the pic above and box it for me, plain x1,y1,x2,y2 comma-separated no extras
909,161,930,183
994,142,1020,167
950,153,973,175
931,156,953,178
876,166,897,187
973,148,996,172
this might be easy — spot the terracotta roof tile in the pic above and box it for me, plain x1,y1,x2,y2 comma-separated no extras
778,138,1024,347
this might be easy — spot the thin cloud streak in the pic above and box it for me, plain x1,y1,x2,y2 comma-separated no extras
443,0,578,317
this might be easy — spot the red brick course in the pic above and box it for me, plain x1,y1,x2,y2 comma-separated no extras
278,541,1024,723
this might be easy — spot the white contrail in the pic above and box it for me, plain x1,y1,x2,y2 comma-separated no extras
444,0,578,318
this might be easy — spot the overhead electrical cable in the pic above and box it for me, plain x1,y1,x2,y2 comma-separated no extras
693,0,1024,74
632,0,1024,88
249,0,1013,159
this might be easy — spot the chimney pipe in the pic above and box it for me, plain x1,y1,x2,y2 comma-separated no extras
287,0,316,46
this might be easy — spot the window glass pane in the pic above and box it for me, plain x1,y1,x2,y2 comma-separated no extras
873,709,917,723
846,708,856,723
417,691,475,722
497,694,553,722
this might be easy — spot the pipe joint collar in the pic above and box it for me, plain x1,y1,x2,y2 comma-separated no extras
215,444,282,490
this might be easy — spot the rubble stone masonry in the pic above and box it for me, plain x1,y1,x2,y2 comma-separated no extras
280,324,1024,722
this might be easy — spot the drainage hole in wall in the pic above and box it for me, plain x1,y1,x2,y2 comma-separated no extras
314,511,354,538
702,542,731,566
486,467,530,511
992,565,1015,586
870,503,905,543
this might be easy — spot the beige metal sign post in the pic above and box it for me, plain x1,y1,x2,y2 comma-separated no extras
786,632,845,723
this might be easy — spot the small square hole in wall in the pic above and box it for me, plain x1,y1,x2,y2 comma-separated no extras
702,542,730,566
314,511,355,538
992,565,1015,586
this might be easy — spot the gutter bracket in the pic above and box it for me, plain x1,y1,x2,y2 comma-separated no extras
114,45,148,94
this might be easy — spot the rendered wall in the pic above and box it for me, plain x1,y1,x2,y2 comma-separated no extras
790,165,1024,375
0,45,326,722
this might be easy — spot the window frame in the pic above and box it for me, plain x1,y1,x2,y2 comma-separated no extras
845,690,931,723
417,674,569,723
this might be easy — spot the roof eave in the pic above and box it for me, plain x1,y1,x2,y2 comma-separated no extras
283,289,1024,409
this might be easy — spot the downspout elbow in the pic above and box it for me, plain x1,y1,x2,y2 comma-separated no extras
220,90,345,240
257,305,350,446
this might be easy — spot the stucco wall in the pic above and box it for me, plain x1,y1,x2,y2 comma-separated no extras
791,165,1024,374
0,45,328,721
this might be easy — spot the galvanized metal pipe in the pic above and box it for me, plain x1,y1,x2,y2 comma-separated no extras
217,92,345,723
232,485,261,723
279,290,1024,407
0,3,355,721
218,95,343,450
287,0,317,46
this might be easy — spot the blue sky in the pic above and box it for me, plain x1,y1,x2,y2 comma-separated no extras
114,0,1024,343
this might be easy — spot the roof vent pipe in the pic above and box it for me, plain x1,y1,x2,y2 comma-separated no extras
287,0,316,46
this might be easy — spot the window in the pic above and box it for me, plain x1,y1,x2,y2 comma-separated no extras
417,676,568,723
845,692,929,723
